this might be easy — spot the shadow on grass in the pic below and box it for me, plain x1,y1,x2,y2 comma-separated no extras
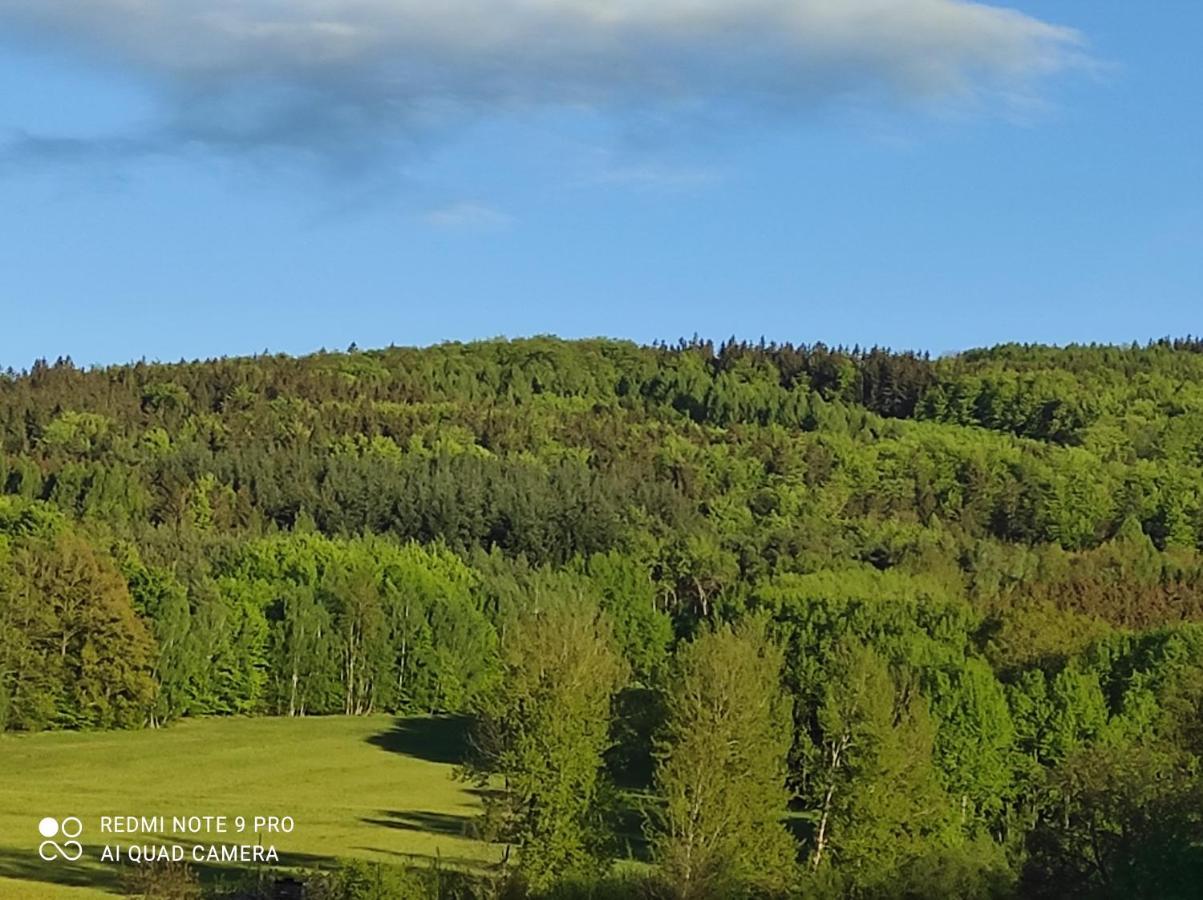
366,715,472,765
466,786,505,804
0,839,341,898
361,809,477,839
352,847,489,870
0,844,123,895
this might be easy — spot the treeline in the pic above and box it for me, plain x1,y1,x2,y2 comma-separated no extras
4,336,1203,897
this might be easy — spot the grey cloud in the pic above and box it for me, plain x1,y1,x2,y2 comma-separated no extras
0,1,1084,166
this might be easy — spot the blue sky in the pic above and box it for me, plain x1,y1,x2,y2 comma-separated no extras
0,1,1199,367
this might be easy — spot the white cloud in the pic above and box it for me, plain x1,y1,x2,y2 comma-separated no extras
0,1,1084,164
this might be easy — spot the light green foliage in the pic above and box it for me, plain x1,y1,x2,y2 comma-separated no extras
216,534,498,717
468,600,628,891
580,550,672,679
40,411,114,458
649,619,796,898
802,640,955,893
929,658,1018,827
121,551,202,726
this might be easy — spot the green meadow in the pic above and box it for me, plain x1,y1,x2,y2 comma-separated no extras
0,716,501,899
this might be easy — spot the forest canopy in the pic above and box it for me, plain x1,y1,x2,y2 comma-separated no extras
3,335,1203,898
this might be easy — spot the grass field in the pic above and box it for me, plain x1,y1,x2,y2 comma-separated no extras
0,716,502,899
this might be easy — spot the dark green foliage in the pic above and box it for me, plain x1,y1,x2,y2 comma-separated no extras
298,858,472,900
0,525,156,730
1022,743,1203,899
121,859,203,900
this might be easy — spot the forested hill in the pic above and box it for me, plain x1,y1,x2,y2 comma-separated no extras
4,336,1203,896
7,335,1203,557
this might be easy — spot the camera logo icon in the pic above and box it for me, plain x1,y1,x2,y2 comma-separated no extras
38,817,84,862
